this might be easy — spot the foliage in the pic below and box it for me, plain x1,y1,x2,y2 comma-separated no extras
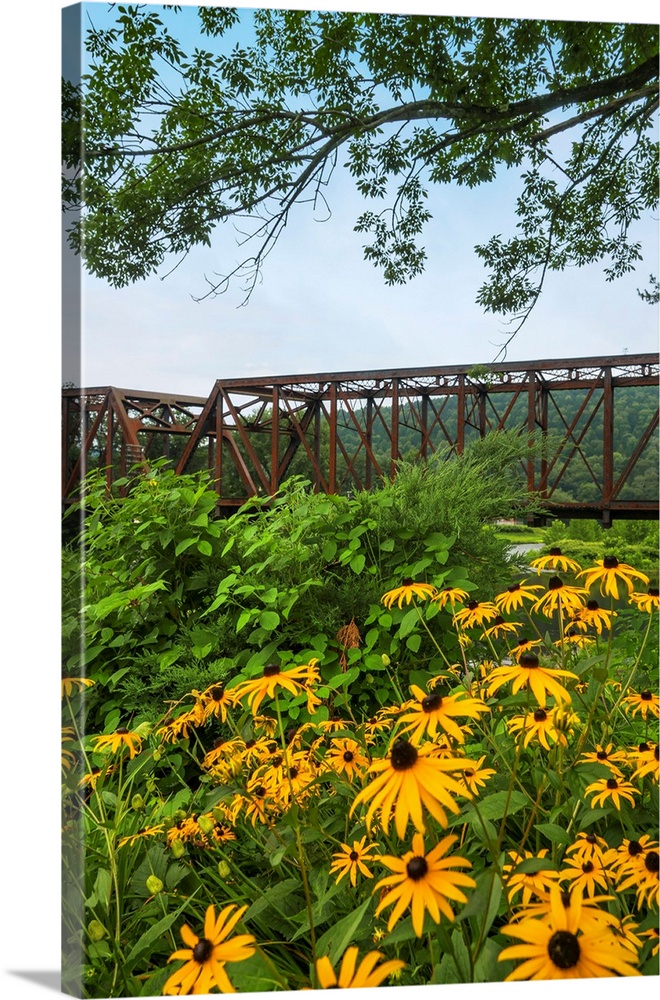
62,480,660,996
64,6,659,334
543,517,659,577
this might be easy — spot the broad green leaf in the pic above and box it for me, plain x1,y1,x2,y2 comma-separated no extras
315,897,372,965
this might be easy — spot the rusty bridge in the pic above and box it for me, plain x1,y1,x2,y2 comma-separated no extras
63,354,659,526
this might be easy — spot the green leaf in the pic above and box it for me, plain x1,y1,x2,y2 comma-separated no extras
398,607,419,638
349,553,365,574
124,899,192,973
465,789,528,821
174,536,197,556
197,539,213,556
406,633,422,652
315,897,372,964
259,610,281,632
534,822,572,846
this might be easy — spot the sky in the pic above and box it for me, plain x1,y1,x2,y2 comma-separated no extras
1,3,659,1000
61,0,660,397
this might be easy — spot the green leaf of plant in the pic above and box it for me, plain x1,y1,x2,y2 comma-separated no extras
534,822,572,846
259,610,280,632
124,899,191,973
315,897,372,965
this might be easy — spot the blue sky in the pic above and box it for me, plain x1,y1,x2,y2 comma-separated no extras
63,0,660,396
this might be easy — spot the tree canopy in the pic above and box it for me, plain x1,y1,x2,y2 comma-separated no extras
63,5,659,335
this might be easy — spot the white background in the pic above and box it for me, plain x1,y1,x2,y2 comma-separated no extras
2,2,658,999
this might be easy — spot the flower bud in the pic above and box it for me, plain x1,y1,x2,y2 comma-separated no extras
152,748,163,762
218,861,231,879
131,794,144,811
170,838,186,859
87,920,106,942
197,814,215,835
146,875,164,895
381,654,391,666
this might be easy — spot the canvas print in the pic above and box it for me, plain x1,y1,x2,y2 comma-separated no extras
61,2,659,997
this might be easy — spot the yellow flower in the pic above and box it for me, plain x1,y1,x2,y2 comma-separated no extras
315,947,405,989
92,727,142,758
577,556,649,601
498,884,641,979
395,685,490,745
62,676,95,698
584,776,639,810
198,682,236,723
324,738,370,781
487,652,577,707
494,581,544,613
560,854,611,898
529,548,583,575
329,837,380,887
507,707,568,750
452,599,499,629
458,755,496,795
510,637,543,660
503,850,562,906
163,904,255,995
628,587,659,613
381,579,437,609
349,738,473,838
571,600,615,633
531,577,588,618
374,832,475,937
623,690,660,719
578,743,626,777
231,660,320,716
629,742,659,782
482,616,522,639
432,585,471,610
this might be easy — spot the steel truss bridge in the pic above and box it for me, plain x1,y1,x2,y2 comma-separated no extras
63,354,659,525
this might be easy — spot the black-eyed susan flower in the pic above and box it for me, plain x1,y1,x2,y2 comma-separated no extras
118,824,166,849
432,585,471,610
577,556,649,601
396,685,490,745
531,577,588,618
315,947,405,989
584,775,639,810
231,660,321,716
510,637,544,660
452,599,499,630
572,600,615,634
617,847,659,910
349,739,474,838
529,548,583,575
630,742,659,782
458,755,496,795
628,587,659,613
554,630,595,650
163,904,255,995
482,615,522,639
503,850,562,906
374,833,475,937
381,579,437,609
560,855,611,898
565,832,611,867
507,707,568,750
198,682,236,723
495,581,544,613
609,834,659,877
329,837,380,887
508,887,616,931
92,727,143,759
623,690,660,719
498,884,641,980
325,738,370,781
578,743,627,777
62,676,95,698
487,652,577,707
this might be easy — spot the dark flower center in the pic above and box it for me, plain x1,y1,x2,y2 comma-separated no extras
213,738,226,749
549,548,563,556
116,727,130,735
406,856,428,881
533,709,547,722
655,747,659,761
421,692,443,713
349,851,359,862
390,739,418,771
263,663,281,677
586,834,597,844
628,840,643,856
641,691,653,701
491,616,505,627
645,851,659,874
586,600,600,611
606,778,618,789
193,938,213,964
210,686,224,700
343,751,355,762
245,739,255,749
508,584,521,593
547,930,580,969
467,600,479,610
401,578,414,587
582,861,594,873
289,767,299,779
603,556,619,569
548,576,564,590
519,652,539,669
596,751,608,760
648,588,659,597
465,769,475,778
271,755,283,768
639,742,650,752
254,785,266,798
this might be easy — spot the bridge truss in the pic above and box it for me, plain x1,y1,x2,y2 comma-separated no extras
63,354,659,525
